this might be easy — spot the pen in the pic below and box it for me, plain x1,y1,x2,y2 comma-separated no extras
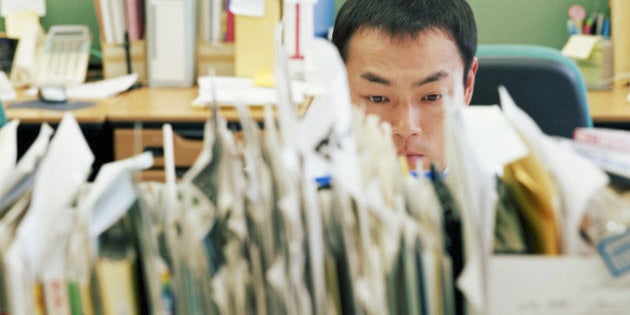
596,13,605,35
567,19,580,35
123,31,142,90
602,18,610,39
583,17,593,35
124,31,132,75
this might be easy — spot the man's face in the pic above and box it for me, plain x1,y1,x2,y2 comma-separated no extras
345,27,477,171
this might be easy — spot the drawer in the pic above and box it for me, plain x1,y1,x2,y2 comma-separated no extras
114,128,204,180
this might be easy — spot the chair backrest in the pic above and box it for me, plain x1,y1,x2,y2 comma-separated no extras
471,44,593,138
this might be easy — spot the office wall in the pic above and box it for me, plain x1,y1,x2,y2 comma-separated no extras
469,0,608,49
335,0,609,50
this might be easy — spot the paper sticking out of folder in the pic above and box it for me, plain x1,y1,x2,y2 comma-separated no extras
462,105,528,168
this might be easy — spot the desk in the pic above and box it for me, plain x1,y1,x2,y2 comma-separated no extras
588,85,630,128
4,87,277,180
5,90,115,179
4,87,272,124
5,88,206,180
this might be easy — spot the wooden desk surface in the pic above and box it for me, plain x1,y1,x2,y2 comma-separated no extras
102,87,206,123
4,90,109,124
587,85,630,123
5,87,271,124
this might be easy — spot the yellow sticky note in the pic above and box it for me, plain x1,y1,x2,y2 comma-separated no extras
252,69,275,87
234,0,280,78
5,11,40,39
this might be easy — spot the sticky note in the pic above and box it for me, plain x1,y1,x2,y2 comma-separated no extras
561,34,601,60
253,69,275,87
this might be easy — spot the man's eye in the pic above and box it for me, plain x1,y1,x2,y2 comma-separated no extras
422,94,442,102
368,95,388,103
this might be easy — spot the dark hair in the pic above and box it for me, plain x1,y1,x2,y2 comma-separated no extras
332,0,477,83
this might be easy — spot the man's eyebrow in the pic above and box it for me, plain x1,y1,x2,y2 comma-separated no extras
360,72,391,86
414,71,449,86
360,70,449,87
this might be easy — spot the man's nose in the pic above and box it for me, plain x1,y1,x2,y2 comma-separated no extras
393,101,422,140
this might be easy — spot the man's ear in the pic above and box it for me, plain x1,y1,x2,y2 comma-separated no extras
463,57,478,105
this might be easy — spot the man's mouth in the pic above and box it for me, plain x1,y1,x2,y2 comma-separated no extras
403,154,424,170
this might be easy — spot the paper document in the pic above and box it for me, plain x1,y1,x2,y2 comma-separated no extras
65,73,138,99
562,34,601,60
489,255,630,315
229,0,265,17
193,76,307,107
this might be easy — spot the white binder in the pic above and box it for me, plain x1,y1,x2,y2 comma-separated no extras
146,0,197,87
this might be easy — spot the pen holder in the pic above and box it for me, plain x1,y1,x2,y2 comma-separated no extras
196,40,235,77
101,40,147,85
563,35,613,90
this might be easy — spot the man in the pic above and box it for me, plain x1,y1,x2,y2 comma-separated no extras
332,0,478,172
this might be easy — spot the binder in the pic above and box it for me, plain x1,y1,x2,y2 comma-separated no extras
145,0,197,87
125,0,145,41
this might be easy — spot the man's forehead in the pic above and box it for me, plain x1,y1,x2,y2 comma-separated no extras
346,26,464,73
351,26,453,46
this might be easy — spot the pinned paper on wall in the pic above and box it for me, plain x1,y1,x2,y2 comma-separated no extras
4,11,40,39
230,0,265,17
0,0,46,17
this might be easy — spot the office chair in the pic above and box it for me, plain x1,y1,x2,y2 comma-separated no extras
471,44,593,138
